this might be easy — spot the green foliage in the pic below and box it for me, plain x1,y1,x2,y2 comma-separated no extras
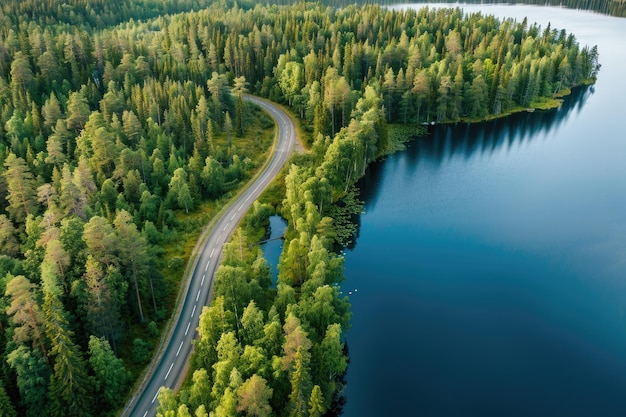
187,369,211,414
180,196,350,417
288,346,312,417
156,387,178,417
244,201,273,242
88,336,130,413
324,187,365,247
0,0,599,415
132,338,153,365
0,384,17,417
3,153,38,223
237,374,273,417
147,320,160,338
192,296,236,372
386,124,428,154
168,168,194,214
5,346,49,417
5,275,45,352
44,294,93,417
308,385,325,417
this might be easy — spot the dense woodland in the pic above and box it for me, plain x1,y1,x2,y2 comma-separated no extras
319,0,626,18
0,0,598,416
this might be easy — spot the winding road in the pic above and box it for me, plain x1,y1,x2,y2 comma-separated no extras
123,96,296,417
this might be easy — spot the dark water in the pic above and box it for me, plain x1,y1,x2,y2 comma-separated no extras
261,215,287,284
342,5,626,417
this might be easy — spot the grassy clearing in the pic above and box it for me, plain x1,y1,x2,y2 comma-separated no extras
529,97,563,110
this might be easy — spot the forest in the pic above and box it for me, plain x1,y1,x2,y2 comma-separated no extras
0,0,598,416
313,0,626,18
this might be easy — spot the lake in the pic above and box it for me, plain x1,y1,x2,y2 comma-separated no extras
341,4,626,416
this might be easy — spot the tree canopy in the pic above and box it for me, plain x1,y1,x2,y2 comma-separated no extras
0,0,599,415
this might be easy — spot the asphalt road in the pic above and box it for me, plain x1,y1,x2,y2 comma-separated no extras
123,95,296,417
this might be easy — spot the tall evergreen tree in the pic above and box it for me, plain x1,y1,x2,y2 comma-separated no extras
3,153,38,223
44,293,92,417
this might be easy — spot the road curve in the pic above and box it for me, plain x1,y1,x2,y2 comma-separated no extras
123,95,296,417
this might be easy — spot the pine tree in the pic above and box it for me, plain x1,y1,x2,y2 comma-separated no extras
44,293,92,417
6,346,50,417
88,336,129,411
5,275,46,354
65,91,90,132
114,210,149,322
308,385,325,417
3,153,38,223
237,374,273,417
288,346,312,417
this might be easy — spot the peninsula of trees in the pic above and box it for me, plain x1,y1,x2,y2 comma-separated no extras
0,0,598,416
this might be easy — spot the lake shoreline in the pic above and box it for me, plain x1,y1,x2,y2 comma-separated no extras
418,80,597,126
341,4,625,416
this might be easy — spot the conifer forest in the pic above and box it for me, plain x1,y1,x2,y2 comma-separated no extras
0,0,598,416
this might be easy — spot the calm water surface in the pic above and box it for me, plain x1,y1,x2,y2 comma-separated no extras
342,4,626,416
261,215,287,285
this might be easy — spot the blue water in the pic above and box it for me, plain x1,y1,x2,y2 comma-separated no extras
342,5,626,416
260,215,287,285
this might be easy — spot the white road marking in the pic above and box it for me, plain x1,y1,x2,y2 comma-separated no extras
210,248,215,258
135,99,292,417
205,261,209,272
191,305,197,318
165,363,174,380
151,387,161,404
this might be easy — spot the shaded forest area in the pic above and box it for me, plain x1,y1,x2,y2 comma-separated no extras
0,0,598,416
0,0,242,29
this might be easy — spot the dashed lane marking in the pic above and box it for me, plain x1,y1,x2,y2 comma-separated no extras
151,387,161,404
196,290,201,302
176,341,184,357
210,248,215,258
191,305,197,318
185,322,191,336
164,363,174,380
201,275,205,286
